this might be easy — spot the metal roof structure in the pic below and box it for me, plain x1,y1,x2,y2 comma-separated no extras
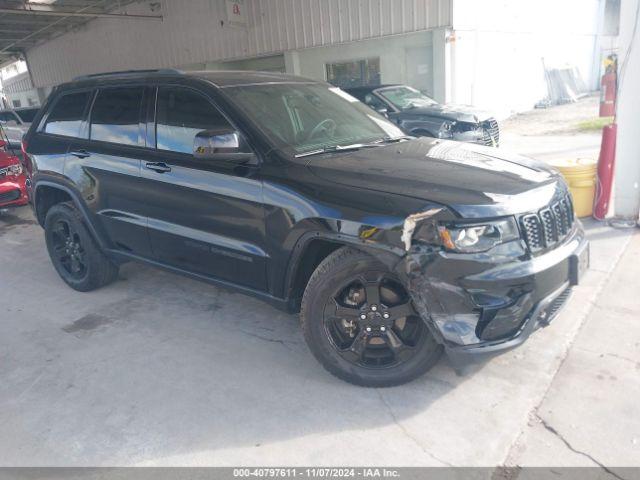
0,0,162,66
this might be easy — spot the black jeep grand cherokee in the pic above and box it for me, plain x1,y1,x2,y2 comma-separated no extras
23,70,589,387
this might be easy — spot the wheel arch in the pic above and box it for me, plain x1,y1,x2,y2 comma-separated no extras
34,180,109,251
283,231,404,313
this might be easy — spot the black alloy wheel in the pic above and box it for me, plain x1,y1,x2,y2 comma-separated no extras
323,272,425,369
44,202,119,292
301,247,442,387
50,218,88,280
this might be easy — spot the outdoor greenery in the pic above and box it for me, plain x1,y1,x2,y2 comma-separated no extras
576,117,614,132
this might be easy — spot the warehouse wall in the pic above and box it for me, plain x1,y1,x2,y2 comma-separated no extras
291,31,435,94
25,0,452,89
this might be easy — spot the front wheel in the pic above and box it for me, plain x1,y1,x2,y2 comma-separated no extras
301,247,442,387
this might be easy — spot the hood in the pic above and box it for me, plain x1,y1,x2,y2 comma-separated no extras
404,103,494,123
306,138,564,218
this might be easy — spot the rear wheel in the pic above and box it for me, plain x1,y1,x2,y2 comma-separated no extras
301,247,442,387
44,202,119,292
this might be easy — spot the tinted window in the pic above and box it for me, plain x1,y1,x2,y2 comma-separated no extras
224,84,404,154
90,87,143,145
16,108,39,123
44,91,91,137
156,87,231,154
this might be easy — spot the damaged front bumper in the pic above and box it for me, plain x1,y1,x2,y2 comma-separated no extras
397,222,589,364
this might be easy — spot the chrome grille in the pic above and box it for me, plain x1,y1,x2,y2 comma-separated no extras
540,209,556,246
481,118,500,147
520,194,575,253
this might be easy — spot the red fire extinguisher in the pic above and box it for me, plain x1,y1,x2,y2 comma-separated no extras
593,123,617,220
599,54,617,117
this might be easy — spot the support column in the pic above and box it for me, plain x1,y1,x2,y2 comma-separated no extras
432,27,452,104
613,0,640,219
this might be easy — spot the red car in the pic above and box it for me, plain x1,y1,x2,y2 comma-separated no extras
0,140,28,208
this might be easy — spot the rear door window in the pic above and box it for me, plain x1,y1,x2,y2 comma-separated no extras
155,86,231,155
90,87,144,146
43,91,92,137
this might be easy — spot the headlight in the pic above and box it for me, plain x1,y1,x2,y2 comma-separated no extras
6,163,23,176
437,121,455,139
437,218,520,253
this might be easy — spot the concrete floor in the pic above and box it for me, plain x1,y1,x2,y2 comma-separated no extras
0,205,638,467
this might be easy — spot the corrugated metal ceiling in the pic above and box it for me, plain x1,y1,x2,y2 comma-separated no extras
0,0,159,66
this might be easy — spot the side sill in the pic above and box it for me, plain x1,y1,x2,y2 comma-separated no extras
106,249,292,313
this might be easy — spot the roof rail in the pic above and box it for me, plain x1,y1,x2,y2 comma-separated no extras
72,69,183,81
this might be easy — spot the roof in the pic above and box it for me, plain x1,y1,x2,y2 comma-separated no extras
0,0,160,67
61,69,317,89
344,85,401,94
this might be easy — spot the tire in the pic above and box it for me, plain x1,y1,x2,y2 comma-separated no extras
301,247,442,387
44,202,119,292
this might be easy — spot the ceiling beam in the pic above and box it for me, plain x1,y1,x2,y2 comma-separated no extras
0,6,162,20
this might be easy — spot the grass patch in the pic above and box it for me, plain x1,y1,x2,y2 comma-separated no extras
576,117,614,132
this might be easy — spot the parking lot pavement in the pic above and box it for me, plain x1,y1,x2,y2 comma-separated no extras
500,96,603,162
507,228,640,469
0,206,637,467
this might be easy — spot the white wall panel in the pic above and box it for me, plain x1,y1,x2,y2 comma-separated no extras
26,0,452,88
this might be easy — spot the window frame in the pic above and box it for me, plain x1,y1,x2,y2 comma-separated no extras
325,57,381,89
38,88,94,140
148,83,257,163
87,84,148,148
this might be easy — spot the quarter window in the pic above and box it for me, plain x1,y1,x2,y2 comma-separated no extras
156,87,232,155
43,91,91,137
90,87,144,146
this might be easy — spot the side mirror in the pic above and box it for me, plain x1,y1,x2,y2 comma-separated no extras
193,129,255,164
376,107,389,118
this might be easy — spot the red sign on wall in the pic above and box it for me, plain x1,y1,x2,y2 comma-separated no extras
226,0,246,27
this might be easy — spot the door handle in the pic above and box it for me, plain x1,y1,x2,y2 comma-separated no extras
70,149,91,159
145,162,172,173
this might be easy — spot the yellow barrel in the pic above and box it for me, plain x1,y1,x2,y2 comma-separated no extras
548,158,598,218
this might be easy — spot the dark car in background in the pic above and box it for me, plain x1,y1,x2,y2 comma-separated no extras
24,70,587,387
346,85,500,147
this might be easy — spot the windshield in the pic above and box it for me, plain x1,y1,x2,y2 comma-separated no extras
222,83,405,155
377,86,437,110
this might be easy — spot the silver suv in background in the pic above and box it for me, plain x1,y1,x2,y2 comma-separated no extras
0,107,40,147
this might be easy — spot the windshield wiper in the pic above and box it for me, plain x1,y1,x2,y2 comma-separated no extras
294,136,413,158
294,142,383,158
375,135,413,144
